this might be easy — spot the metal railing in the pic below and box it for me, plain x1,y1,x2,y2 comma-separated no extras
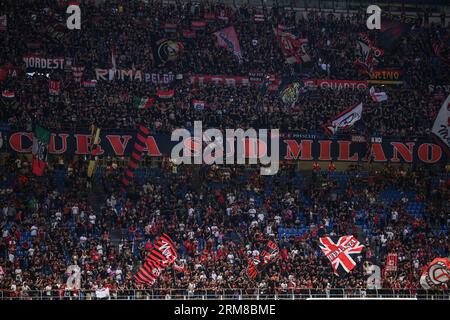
0,288,448,300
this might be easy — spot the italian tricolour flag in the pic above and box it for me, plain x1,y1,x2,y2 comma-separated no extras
134,96,155,109
32,125,51,176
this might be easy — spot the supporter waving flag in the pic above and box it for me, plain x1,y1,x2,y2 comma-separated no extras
134,233,177,286
122,124,149,187
274,25,311,65
319,235,365,276
87,124,101,178
323,102,363,135
32,125,51,176
369,86,388,102
247,240,279,279
354,33,383,74
214,26,243,63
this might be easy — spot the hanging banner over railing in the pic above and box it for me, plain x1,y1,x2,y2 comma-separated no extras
0,129,446,164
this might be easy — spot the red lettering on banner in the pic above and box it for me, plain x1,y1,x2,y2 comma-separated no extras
284,140,313,160
337,141,359,161
74,134,90,155
318,140,332,160
105,135,132,156
91,139,105,156
417,143,442,163
390,142,415,162
74,135,105,156
9,132,33,152
146,136,162,156
370,143,387,162
48,134,69,154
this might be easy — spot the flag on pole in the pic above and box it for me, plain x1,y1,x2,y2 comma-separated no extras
87,125,101,178
134,96,155,109
323,102,363,135
319,235,365,276
111,47,117,70
32,125,51,176
214,26,243,63
369,86,388,102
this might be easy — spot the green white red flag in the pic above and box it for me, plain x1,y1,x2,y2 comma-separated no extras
32,125,51,176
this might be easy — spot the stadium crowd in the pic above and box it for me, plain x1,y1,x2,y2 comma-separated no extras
0,0,449,136
0,0,449,299
0,156,448,298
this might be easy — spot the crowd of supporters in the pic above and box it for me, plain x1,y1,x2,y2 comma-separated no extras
0,0,449,137
0,156,448,297
0,0,449,299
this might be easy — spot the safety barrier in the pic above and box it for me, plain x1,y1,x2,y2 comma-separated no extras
0,288,448,300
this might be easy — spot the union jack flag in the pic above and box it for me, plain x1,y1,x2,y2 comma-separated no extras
319,235,365,276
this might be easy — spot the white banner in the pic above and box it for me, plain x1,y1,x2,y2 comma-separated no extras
95,68,175,84
23,56,65,70
432,94,450,150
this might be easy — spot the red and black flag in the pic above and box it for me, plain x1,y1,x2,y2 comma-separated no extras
319,235,365,276
247,256,260,279
153,233,178,265
134,233,177,286
122,124,149,187
261,240,279,264
247,240,279,279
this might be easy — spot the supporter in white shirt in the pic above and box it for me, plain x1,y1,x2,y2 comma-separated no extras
89,213,96,225
30,225,38,237
257,212,265,222
274,215,282,225
391,210,398,222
